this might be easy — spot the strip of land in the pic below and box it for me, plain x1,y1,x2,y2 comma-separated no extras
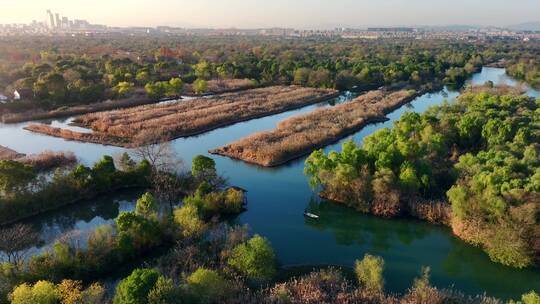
25,86,339,147
1,90,150,124
2,79,256,124
210,89,421,167
0,145,25,160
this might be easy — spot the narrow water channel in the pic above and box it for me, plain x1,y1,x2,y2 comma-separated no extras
1,68,538,299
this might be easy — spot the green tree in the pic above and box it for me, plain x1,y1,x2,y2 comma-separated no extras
118,152,136,171
174,204,206,238
293,68,311,86
167,78,184,96
193,79,208,94
135,71,150,85
186,268,228,303
33,72,67,102
91,155,116,190
0,160,35,195
194,60,212,80
113,268,161,304
354,254,385,291
191,155,216,180
519,291,540,304
145,82,167,100
147,276,181,304
114,81,135,98
10,281,59,304
135,192,158,219
227,235,277,281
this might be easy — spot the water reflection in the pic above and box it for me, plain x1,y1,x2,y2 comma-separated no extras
18,191,143,255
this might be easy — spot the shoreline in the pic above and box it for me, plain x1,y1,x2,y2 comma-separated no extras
210,115,389,167
24,89,341,147
1,93,155,124
0,185,144,226
1,80,261,124
210,87,430,167
319,191,451,225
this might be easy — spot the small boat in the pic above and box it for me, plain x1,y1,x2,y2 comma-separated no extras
304,212,320,219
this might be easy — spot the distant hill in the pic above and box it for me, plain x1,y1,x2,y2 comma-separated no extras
507,22,540,31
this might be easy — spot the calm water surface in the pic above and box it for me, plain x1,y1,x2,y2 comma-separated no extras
0,68,538,299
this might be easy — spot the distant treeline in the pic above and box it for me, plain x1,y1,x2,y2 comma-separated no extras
1,36,534,114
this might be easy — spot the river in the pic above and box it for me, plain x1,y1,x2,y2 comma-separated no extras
0,67,538,299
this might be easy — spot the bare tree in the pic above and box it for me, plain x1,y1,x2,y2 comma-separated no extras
131,133,187,214
132,131,183,173
0,224,40,267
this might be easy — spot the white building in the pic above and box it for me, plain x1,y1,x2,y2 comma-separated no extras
13,90,21,100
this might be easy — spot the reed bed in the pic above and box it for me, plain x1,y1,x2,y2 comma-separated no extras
27,86,338,146
19,151,78,171
0,145,25,160
1,90,149,124
24,124,131,147
2,80,255,124
210,89,419,167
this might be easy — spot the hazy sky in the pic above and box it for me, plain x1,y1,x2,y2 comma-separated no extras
2,0,539,28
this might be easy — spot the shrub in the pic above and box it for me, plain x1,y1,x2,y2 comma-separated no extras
113,268,161,304
227,235,277,281
186,268,228,303
193,79,208,94
520,291,540,304
56,280,105,304
174,204,206,238
191,155,216,181
354,254,385,291
10,281,58,304
184,188,245,218
135,192,158,219
147,276,181,304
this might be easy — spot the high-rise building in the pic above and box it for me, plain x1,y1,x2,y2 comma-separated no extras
62,16,68,28
46,10,55,28
55,13,61,29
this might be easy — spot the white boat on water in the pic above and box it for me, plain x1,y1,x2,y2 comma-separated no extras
304,212,319,219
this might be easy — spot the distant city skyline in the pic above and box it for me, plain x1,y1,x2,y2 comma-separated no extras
1,0,539,29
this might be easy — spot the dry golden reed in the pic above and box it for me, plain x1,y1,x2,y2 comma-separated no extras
211,89,419,167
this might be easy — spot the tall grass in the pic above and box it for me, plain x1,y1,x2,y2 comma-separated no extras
23,86,338,146
1,90,150,124
211,89,419,166
20,151,78,172
24,124,131,147
0,145,25,160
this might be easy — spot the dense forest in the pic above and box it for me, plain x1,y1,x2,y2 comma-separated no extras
305,88,539,269
2,35,537,112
